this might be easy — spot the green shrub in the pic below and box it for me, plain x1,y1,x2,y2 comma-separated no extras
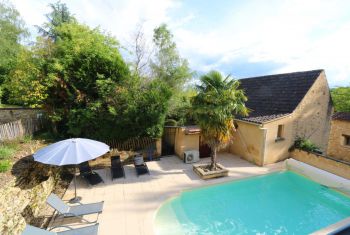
293,137,321,153
0,159,12,172
0,145,16,160
22,135,32,143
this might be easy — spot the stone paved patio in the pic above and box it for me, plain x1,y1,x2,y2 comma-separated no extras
50,153,285,235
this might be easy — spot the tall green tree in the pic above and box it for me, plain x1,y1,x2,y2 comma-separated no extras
36,1,75,40
192,71,248,170
0,1,27,102
6,22,130,136
151,24,192,90
331,86,350,112
96,79,172,140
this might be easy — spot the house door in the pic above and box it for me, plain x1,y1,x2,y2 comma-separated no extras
199,136,211,158
161,127,176,156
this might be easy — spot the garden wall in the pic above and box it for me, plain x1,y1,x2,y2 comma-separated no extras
0,164,60,235
327,119,350,162
0,108,42,124
290,149,350,179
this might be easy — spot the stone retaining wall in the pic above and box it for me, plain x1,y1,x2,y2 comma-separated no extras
290,149,350,179
0,165,60,235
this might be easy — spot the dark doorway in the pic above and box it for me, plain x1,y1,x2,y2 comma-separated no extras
199,136,211,158
161,127,176,156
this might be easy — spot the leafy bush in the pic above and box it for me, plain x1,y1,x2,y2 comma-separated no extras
293,137,321,153
0,160,11,172
0,145,17,160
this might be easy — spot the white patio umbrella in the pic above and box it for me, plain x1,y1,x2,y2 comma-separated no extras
33,138,109,202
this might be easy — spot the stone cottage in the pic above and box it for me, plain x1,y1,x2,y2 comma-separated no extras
163,69,333,166
230,69,333,165
327,112,350,162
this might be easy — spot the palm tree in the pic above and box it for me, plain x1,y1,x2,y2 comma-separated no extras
192,71,248,170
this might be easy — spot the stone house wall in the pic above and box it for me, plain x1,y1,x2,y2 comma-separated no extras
174,127,200,160
327,120,350,162
292,72,333,152
229,121,266,166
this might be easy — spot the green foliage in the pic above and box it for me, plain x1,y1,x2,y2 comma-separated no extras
5,47,48,106
0,145,16,159
77,78,173,140
37,1,75,40
331,86,350,112
4,7,184,141
0,159,11,172
166,88,196,126
192,71,248,169
6,21,131,137
151,24,193,91
0,1,27,102
0,141,17,172
293,137,320,153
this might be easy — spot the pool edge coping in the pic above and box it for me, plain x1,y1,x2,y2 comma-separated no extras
311,217,350,235
153,164,350,235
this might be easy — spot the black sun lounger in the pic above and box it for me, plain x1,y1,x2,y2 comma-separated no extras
133,155,150,177
79,161,104,186
111,155,125,180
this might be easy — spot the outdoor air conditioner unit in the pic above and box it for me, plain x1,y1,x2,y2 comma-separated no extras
183,150,200,164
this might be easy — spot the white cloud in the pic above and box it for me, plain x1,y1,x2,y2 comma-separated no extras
12,0,179,42
171,0,350,86
10,0,350,86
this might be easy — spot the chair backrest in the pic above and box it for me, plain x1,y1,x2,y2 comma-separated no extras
134,155,144,166
111,156,121,168
22,225,55,235
46,193,70,214
79,161,92,174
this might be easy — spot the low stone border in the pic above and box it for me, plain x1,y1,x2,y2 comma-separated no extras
193,163,229,179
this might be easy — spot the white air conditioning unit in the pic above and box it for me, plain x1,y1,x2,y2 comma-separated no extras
183,150,200,164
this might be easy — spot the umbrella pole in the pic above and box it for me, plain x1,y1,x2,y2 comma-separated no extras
69,166,81,203
74,170,77,198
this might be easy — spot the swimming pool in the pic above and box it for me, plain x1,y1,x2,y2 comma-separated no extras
155,171,350,235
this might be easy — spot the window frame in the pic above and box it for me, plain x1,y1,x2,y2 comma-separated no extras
343,134,350,147
275,124,285,142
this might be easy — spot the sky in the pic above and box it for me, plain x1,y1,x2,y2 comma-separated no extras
11,0,350,87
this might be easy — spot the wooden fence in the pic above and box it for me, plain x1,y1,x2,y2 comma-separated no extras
0,118,43,141
104,137,157,151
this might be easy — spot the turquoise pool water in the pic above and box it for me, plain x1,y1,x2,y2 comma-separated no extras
155,171,350,235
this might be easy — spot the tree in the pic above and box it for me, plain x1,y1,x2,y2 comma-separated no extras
4,46,48,107
192,71,248,170
36,1,75,40
128,24,153,80
6,22,130,135
151,24,192,90
0,1,27,102
331,86,350,112
96,79,172,140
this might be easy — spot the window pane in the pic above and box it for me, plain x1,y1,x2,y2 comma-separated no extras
277,125,284,138
346,136,350,146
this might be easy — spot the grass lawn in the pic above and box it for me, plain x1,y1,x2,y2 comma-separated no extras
0,134,53,173
0,137,31,172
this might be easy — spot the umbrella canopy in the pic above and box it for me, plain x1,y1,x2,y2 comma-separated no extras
34,138,109,202
34,138,109,166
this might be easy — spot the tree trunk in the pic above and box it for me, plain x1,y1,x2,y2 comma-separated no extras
51,121,58,135
210,147,217,171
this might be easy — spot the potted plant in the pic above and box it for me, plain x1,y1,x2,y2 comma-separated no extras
191,71,248,179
